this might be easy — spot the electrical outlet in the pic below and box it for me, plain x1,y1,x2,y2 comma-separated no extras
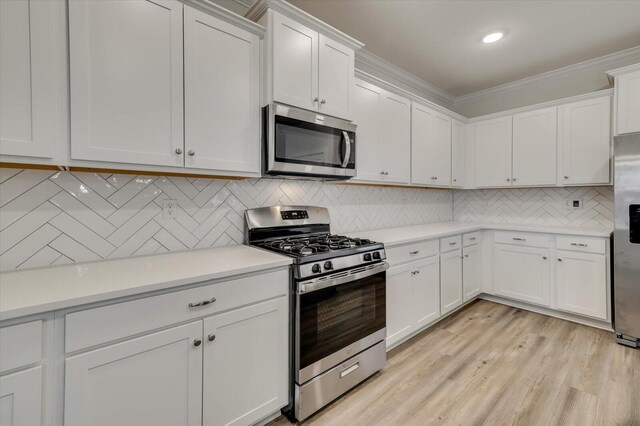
163,199,177,219
565,198,583,210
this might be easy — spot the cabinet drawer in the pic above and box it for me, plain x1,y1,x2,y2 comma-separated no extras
65,269,288,353
463,232,480,246
494,231,550,248
557,235,606,254
386,240,439,265
440,235,462,252
0,321,42,373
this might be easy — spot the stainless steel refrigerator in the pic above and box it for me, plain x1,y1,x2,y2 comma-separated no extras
613,132,640,348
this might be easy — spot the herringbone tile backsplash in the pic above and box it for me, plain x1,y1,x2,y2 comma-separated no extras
454,187,614,229
0,169,453,271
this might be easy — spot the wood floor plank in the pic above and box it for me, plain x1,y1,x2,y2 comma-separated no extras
269,300,640,426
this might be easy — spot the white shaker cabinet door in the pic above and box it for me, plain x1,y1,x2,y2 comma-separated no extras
318,34,354,120
353,79,383,182
184,5,260,174
451,119,465,188
386,266,414,348
64,322,203,426
0,366,42,426
462,243,482,301
494,244,551,307
0,0,56,159
616,69,640,135
411,104,451,187
272,12,318,112
412,256,441,328
440,249,463,315
556,251,607,320
379,92,411,184
69,0,184,167
512,106,557,186
475,116,513,187
559,96,611,185
202,297,287,426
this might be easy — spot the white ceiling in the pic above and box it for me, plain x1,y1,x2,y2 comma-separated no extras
288,0,640,97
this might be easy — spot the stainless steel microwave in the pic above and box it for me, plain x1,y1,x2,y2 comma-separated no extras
264,103,356,180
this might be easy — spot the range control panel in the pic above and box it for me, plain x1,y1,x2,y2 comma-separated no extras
281,210,309,220
630,204,640,244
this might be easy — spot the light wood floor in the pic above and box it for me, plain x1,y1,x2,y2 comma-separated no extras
270,300,640,426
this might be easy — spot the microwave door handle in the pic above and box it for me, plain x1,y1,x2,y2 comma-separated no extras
341,131,351,168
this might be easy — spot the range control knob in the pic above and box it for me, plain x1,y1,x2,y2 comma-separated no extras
323,261,333,270
372,251,381,260
312,264,321,274
363,253,372,261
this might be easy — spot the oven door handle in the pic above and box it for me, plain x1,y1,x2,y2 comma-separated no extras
297,262,389,294
341,131,351,168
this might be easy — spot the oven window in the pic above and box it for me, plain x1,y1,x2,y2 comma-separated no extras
298,272,385,371
274,115,355,168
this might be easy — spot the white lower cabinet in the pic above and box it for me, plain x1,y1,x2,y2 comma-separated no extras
64,321,203,426
202,297,287,426
556,250,607,320
462,244,482,301
0,366,42,426
386,256,440,348
440,249,463,315
494,244,551,307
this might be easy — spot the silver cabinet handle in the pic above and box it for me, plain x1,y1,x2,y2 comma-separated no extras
320,99,326,104
465,254,469,258
469,237,476,241
313,97,319,103
512,178,517,182
411,270,420,275
564,176,569,179
449,242,457,245
513,237,526,241
558,258,563,262
188,297,216,308
188,150,195,156
340,362,359,378
543,256,548,260
385,172,389,175
175,148,182,154
341,131,351,168
570,242,588,247
208,334,216,342
193,339,202,347
409,250,420,255
507,178,511,182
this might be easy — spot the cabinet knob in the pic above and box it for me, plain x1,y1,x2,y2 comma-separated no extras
564,176,569,179
313,97,319,103
188,150,195,156
558,258,563,262
543,256,548,260
320,99,326,104
175,148,183,155
453,179,457,182
506,178,511,182
512,178,517,182
194,339,202,347
208,334,216,342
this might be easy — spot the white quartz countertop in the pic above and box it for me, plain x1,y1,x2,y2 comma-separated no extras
0,245,292,321
354,221,613,247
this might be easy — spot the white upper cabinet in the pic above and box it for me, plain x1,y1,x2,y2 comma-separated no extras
0,0,56,159
318,34,355,120
559,96,611,185
271,12,319,113
267,9,358,120
451,119,465,188
184,5,260,175
411,103,452,187
69,0,184,167
512,106,557,186
475,116,513,187
380,92,411,184
353,79,410,184
610,65,640,135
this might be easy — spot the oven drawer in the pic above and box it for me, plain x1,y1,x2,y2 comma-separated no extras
386,240,439,265
440,235,462,252
494,231,550,248
295,340,386,421
557,235,606,254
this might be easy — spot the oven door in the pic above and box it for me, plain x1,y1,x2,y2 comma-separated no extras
296,263,387,384
266,103,356,179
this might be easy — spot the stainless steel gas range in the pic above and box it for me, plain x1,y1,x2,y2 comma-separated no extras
245,206,388,421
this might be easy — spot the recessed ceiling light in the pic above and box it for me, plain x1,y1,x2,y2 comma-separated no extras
483,32,504,44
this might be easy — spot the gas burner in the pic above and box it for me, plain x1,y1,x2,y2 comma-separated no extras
259,234,377,257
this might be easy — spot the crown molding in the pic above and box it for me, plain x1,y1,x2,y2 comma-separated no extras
182,0,265,37
231,0,254,9
455,45,640,105
606,61,640,84
245,0,364,50
355,49,456,107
